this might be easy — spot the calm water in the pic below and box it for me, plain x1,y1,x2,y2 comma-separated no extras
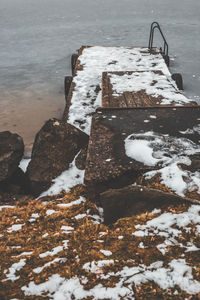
0,0,200,154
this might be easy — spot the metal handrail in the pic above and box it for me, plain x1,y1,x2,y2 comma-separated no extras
148,22,169,56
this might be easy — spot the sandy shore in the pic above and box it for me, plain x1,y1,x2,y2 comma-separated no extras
0,90,65,157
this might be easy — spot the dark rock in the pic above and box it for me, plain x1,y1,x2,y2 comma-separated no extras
100,184,191,225
27,119,89,196
0,191,29,204
75,146,88,170
0,167,31,203
0,167,30,193
0,131,24,182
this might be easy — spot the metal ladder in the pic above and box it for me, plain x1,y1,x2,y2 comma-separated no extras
148,22,169,66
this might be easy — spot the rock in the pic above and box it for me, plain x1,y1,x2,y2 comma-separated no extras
75,146,88,170
0,167,30,203
27,119,89,196
1,168,30,193
0,131,24,182
100,184,189,225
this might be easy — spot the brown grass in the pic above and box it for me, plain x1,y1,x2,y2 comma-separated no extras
0,185,200,299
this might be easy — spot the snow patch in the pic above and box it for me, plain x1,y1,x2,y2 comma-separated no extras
100,250,112,256
57,197,85,208
74,213,87,220
7,224,25,233
46,209,56,216
0,205,15,211
19,158,31,172
39,246,64,258
83,260,114,274
22,258,200,298
61,226,74,233
33,258,66,274
39,154,84,198
5,259,26,281
125,131,200,196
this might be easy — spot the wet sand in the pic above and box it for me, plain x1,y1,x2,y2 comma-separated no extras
0,90,65,156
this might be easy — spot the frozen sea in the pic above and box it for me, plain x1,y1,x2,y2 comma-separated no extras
0,0,200,154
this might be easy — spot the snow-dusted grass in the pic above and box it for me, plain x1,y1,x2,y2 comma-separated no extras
22,258,200,299
20,202,200,299
133,204,200,255
1,185,199,299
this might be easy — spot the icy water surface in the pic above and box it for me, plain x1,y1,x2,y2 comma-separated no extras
0,0,200,154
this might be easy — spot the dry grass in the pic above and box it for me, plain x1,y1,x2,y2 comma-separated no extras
0,185,200,299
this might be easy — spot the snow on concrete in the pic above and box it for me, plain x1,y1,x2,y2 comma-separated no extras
179,124,200,135
125,131,200,197
67,46,171,134
110,71,190,105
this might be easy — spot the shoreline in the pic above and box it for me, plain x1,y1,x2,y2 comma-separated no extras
0,91,65,157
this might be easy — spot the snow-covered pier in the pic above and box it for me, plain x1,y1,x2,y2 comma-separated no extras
63,45,200,219
63,46,198,131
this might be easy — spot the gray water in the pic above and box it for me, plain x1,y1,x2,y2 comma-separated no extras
0,0,200,153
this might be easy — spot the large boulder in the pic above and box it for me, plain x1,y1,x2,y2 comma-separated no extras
27,119,89,196
0,131,24,182
100,185,189,225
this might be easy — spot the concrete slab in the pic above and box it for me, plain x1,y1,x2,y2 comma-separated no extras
84,106,200,202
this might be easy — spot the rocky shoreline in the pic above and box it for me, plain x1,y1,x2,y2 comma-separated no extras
0,117,88,203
